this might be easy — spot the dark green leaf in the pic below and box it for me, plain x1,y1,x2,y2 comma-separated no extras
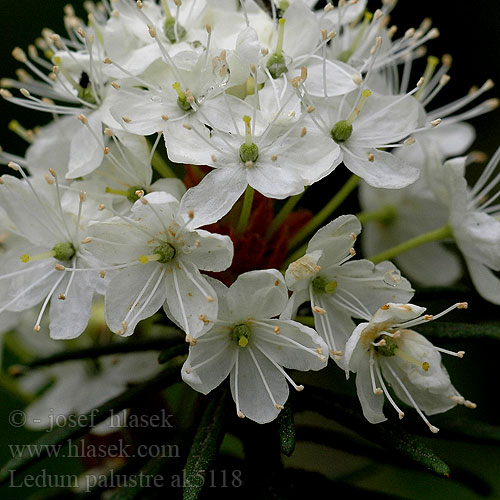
277,401,295,456
17,333,184,371
158,343,188,364
0,359,183,485
419,322,500,341
183,388,230,500
295,388,450,477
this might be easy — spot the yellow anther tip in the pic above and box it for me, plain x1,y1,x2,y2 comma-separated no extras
172,82,181,89
362,89,372,97
242,115,251,124
422,362,430,372
238,337,249,348
138,255,149,264
20,254,30,263
279,18,286,26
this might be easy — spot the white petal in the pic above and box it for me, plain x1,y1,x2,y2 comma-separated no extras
110,88,179,136
227,269,288,320
182,330,236,394
355,361,387,424
183,229,234,272
150,178,186,200
49,272,94,339
343,147,419,189
466,259,500,305
331,260,414,313
380,331,458,415
231,346,289,423
349,93,421,147
307,214,361,263
87,220,149,264
180,167,248,228
303,61,360,97
105,263,167,335
163,261,218,337
68,111,104,178
252,319,328,371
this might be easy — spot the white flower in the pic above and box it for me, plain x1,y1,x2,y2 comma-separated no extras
69,130,186,212
1,33,121,178
358,148,463,287
303,87,422,188
0,169,111,339
172,88,339,227
182,269,328,423
86,191,233,337
443,151,500,304
25,351,163,435
284,215,413,364
344,302,474,432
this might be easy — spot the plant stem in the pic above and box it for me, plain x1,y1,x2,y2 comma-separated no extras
288,174,359,250
356,205,397,225
368,224,453,264
152,150,176,178
236,185,255,236
265,192,304,240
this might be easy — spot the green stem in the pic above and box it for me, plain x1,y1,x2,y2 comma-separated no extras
236,185,255,236
265,192,304,240
152,150,176,178
368,224,453,264
288,174,359,250
356,205,397,225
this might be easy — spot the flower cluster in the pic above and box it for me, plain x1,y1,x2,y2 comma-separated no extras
0,0,496,428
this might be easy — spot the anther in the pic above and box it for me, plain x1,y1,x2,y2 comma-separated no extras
274,326,280,334
313,306,326,315
121,115,131,123
55,264,65,271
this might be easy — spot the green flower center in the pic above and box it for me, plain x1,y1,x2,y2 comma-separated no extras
312,276,338,294
52,242,76,261
231,324,251,348
126,186,146,203
330,120,353,143
266,53,288,79
374,335,398,357
153,242,176,264
239,143,259,163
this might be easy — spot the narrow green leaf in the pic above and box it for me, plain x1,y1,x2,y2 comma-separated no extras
158,343,188,364
419,322,500,341
296,388,450,477
0,359,183,485
183,388,229,500
107,453,178,500
277,401,295,456
17,334,184,370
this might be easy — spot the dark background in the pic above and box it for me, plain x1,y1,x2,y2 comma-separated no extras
1,2,500,499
